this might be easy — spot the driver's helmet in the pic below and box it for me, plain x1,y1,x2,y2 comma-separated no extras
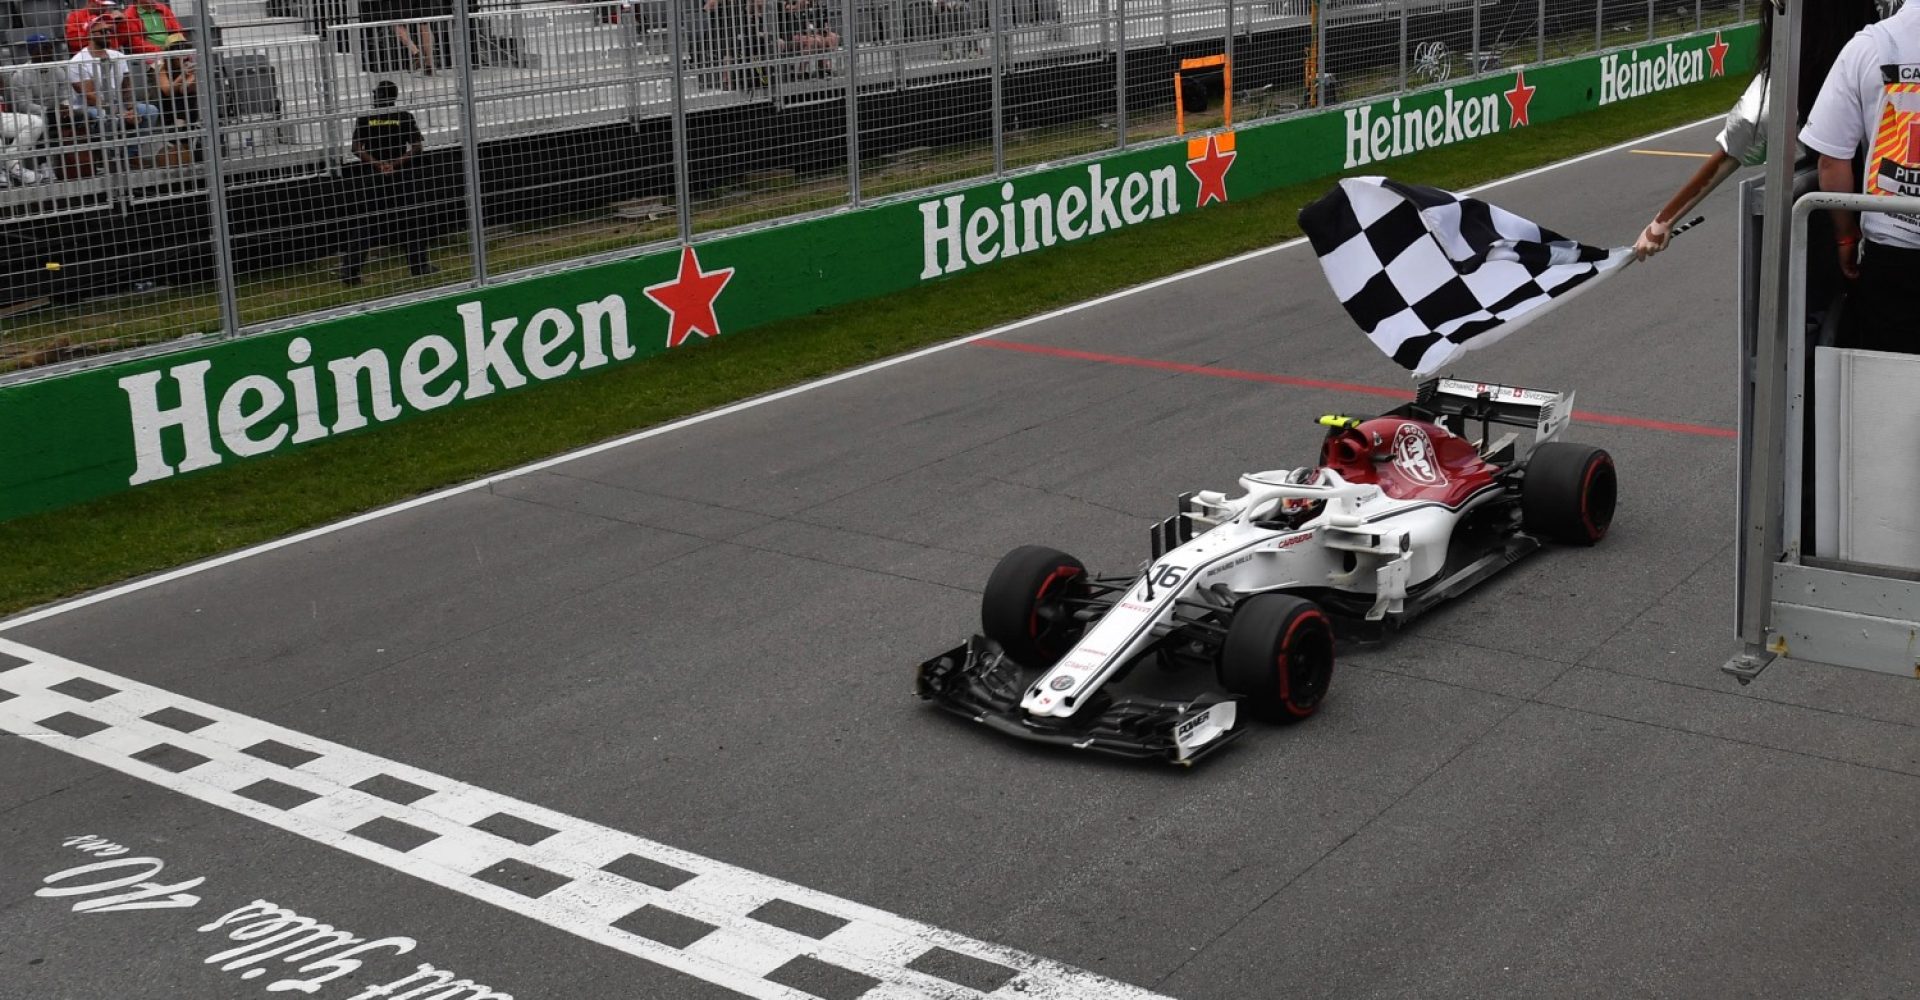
1280,466,1326,523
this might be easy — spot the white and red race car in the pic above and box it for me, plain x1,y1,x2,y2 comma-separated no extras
916,377,1616,764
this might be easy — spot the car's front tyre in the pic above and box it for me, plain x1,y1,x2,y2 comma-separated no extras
1218,593,1335,722
981,545,1088,669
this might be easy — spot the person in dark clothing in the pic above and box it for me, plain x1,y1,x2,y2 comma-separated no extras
147,37,199,166
152,38,197,127
339,80,434,285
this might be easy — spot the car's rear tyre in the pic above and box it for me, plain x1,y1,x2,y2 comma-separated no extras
1218,593,1335,722
981,545,1088,669
1522,442,1617,545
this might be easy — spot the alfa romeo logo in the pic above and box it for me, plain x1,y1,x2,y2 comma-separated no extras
1391,423,1447,487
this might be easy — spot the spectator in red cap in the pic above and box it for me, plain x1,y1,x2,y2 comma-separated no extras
65,0,121,54
68,13,159,168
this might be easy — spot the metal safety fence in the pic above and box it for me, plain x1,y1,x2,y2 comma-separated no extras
0,0,1749,378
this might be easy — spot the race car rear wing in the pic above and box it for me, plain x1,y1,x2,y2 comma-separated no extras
1400,377,1574,456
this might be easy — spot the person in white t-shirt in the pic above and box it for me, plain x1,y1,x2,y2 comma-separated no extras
1801,0,1920,353
66,17,159,168
1634,2,1880,259
0,90,46,185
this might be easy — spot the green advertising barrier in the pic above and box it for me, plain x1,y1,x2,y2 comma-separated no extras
0,25,1755,523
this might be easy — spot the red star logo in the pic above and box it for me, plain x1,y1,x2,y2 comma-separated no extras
643,245,735,349
1707,31,1729,77
1504,69,1536,129
1186,133,1237,208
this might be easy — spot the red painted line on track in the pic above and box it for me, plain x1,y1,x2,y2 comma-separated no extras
1565,410,1736,438
977,339,1736,440
979,339,1414,399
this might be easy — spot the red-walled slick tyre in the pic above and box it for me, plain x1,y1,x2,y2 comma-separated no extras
1218,593,1335,722
1523,442,1617,545
981,545,1088,669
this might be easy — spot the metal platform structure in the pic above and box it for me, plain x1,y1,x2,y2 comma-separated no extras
1727,0,1920,682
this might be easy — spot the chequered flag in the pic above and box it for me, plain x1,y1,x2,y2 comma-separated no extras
1300,177,1630,377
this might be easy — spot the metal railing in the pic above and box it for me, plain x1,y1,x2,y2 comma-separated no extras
0,0,1748,380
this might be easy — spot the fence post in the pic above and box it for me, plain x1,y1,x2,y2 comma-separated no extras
764,0,779,102
1595,0,1602,52
1315,0,1327,102
1224,0,1234,86
1115,0,1128,148
1396,0,1406,92
453,0,488,285
621,3,642,122
319,26,342,169
192,6,241,339
1536,0,1544,63
1646,0,1653,42
890,0,905,87
990,0,1005,175
668,0,693,242
844,0,861,205
1469,0,1478,76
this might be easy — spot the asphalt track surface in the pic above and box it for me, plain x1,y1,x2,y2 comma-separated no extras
7,119,1920,1000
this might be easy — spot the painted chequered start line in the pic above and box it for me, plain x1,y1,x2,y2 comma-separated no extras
0,639,1173,1000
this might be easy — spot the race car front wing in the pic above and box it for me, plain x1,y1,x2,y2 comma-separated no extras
915,637,1246,765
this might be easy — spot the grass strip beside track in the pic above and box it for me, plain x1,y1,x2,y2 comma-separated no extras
0,74,1745,617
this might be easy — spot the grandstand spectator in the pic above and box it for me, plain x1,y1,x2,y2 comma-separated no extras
150,36,194,127
776,0,836,77
393,0,450,75
464,0,528,69
702,0,766,89
1802,0,1920,354
117,0,183,56
64,0,117,53
0,86,46,186
147,37,197,165
357,0,409,74
339,80,434,285
934,0,979,58
1634,1,1880,259
7,36,71,119
67,14,158,168
7,34,86,179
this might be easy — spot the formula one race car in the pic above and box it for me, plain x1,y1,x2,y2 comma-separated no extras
916,378,1617,764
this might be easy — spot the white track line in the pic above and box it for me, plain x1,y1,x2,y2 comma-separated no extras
0,115,1719,633
0,637,1167,1000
